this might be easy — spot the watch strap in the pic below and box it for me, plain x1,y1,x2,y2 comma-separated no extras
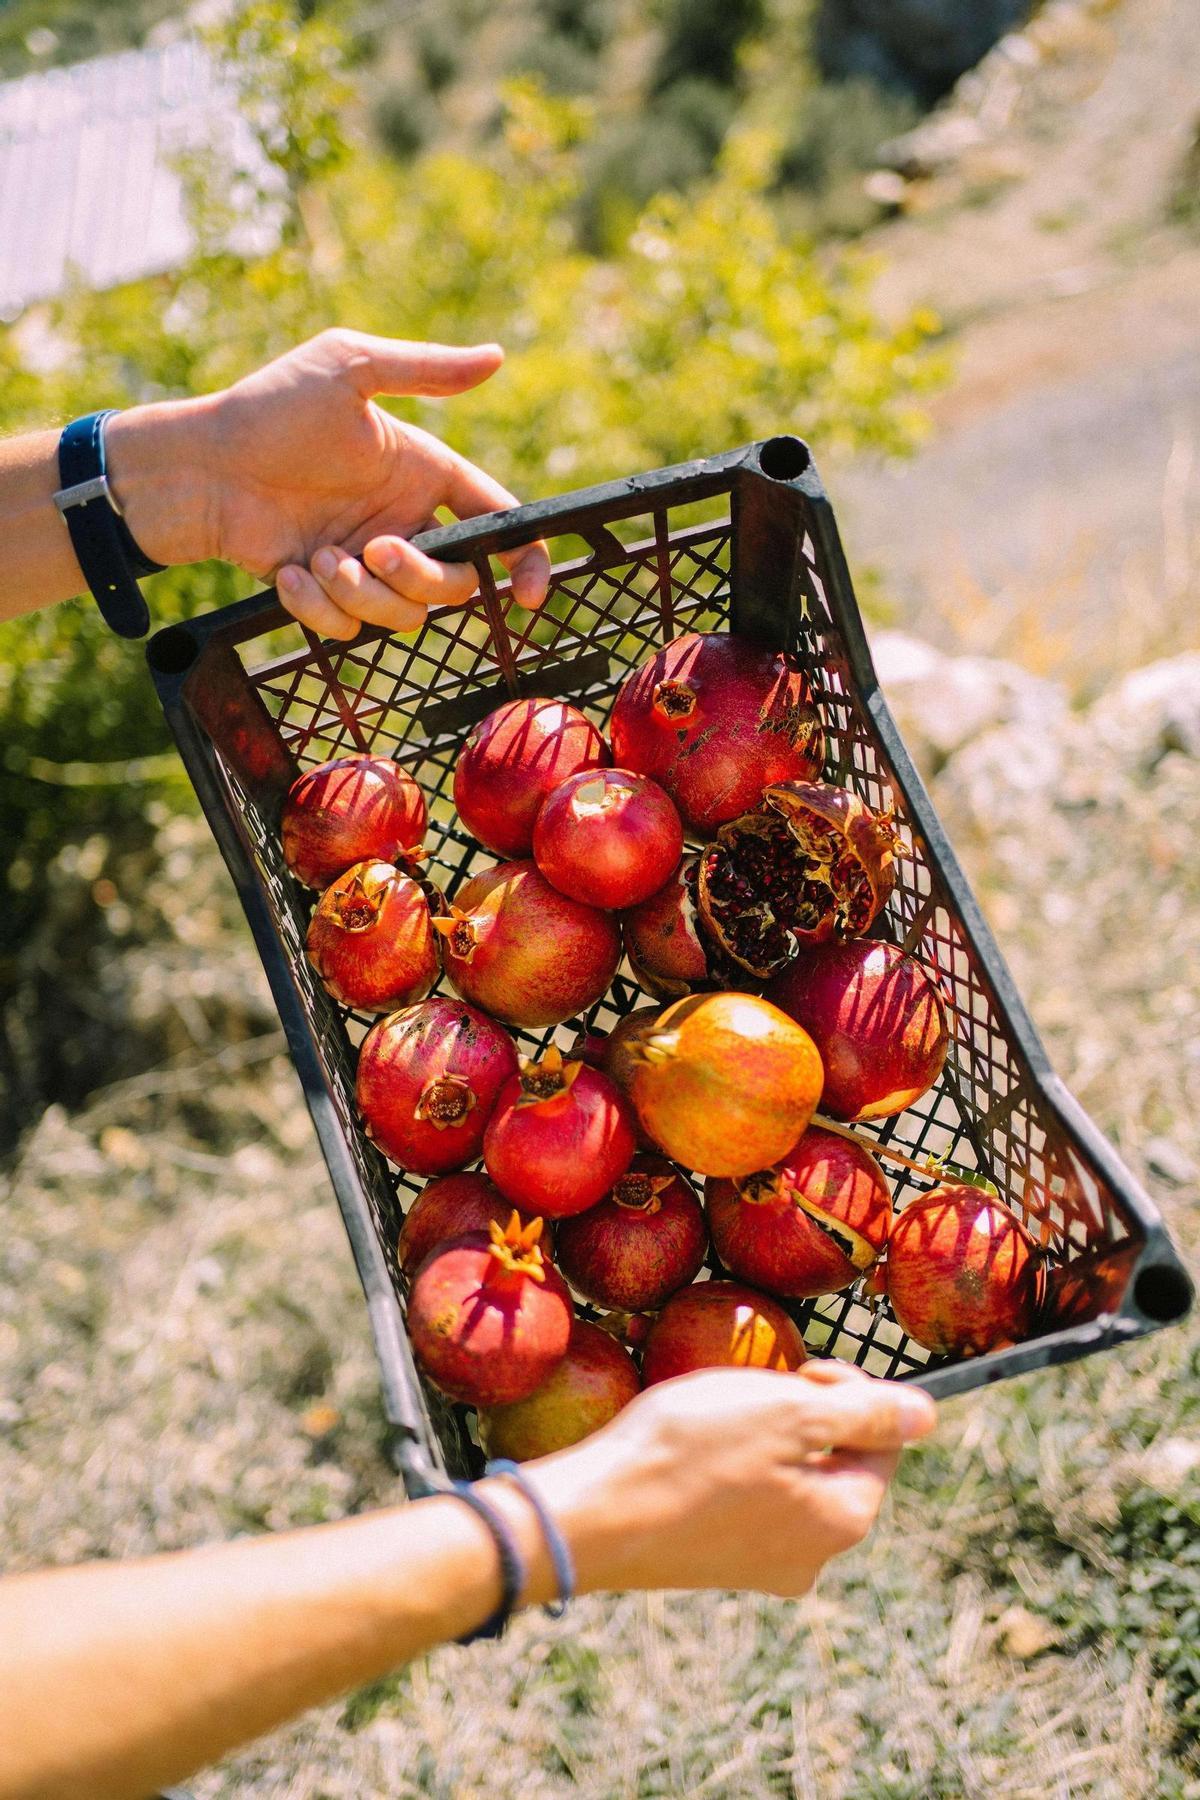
56,411,164,640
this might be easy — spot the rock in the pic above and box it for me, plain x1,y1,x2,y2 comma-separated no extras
873,630,1068,771
996,1604,1058,1660
1136,1436,1200,1494
1144,1137,1197,1188
1088,655,1200,772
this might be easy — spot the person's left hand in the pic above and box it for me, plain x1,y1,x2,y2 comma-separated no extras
109,329,551,640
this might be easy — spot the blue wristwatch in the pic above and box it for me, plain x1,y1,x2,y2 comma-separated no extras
55,411,164,640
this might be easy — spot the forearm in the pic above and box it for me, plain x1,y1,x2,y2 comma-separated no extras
0,403,217,625
0,1482,565,1800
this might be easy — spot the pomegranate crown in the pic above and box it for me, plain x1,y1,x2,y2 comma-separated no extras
486,1211,548,1282
432,905,483,960
413,1071,476,1129
516,1043,582,1107
613,1168,673,1213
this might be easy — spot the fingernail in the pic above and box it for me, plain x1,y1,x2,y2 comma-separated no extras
277,566,300,594
314,548,339,580
369,542,402,576
898,1392,937,1437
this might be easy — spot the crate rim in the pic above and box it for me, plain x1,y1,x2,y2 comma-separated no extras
146,434,1194,1461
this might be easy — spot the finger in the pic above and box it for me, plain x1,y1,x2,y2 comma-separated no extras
438,449,552,612
276,564,361,641
499,540,552,612
335,329,505,399
787,1379,937,1457
799,1359,871,1387
821,1448,901,1483
310,546,426,634
362,535,481,610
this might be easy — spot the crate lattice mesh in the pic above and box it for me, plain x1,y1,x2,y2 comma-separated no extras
205,502,1132,1429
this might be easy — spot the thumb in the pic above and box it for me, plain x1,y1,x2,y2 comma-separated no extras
338,331,505,398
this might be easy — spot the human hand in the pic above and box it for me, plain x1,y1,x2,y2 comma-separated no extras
106,329,551,639
491,1361,937,1600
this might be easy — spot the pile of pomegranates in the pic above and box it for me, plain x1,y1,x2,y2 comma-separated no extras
273,627,1055,1458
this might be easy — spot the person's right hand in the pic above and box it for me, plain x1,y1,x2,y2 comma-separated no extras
490,1361,936,1599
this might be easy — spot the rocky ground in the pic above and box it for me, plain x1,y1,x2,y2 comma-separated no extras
3,636,1197,1798
836,0,1200,696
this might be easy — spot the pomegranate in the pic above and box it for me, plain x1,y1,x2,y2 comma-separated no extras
533,767,684,910
355,997,518,1175
1041,1241,1137,1329
453,698,608,858
407,1213,573,1406
622,855,744,999
705,1126,891,1299
608,632,824,836
477,1319,640,1461
629,992,824,1178
767,940,950,1121
642,1280,806,1383
593,1309,655,1350
556,1154,708,1311
483,1046,637,1219
305,860,439,1013
589,1005,662,1149
697,782,902,978
884,1185,1040,1357
436,860,621,1028
397,1171,517,1279
281,754,425,890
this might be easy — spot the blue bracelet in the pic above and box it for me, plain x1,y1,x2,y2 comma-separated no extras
485,1459,575,1619
449,1479,525,1643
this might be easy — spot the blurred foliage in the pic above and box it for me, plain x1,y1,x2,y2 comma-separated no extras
0,0,940,986
0,0,181,72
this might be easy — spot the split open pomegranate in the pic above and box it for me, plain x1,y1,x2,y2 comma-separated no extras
697,781,902,978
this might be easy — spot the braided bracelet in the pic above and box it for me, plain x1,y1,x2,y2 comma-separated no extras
485,1459,576,1619
449,1479,526,1643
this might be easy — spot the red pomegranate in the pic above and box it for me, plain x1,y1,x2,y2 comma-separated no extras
477,1319,641,1461
629,992,824,1178
356,998,518,1175
608,632,824,836
305,860,439,1013
483,1046,637,1219
281,754,426,890
697,782,902,978
436,861,621,1028
407,1214,573,1406
884,1185,1040,1357
642,1280,807,1383
533,767,684,910
397,1171,517,1279
767,939,950,1122
453,698,608,858
705,1126,891,1299
555,1154,708,1311
1041,1241,1137,1328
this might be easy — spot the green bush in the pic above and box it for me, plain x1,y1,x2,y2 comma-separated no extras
0,4,940,1115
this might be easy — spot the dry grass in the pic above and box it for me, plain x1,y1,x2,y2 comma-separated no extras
3,667,1199,1799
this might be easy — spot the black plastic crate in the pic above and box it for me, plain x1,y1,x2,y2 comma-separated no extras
147,436,1193,1496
